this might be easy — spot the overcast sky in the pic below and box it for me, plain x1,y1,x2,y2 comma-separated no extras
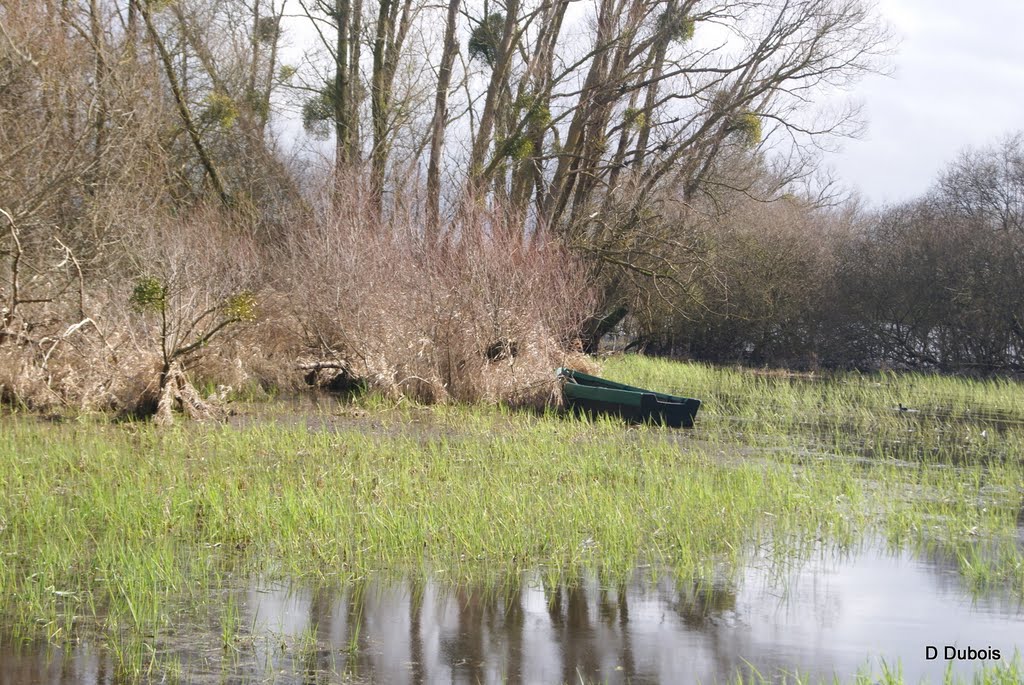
829,0,1024,206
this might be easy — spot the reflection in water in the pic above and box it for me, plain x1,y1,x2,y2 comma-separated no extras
0,644,109,685
3,544,1024,684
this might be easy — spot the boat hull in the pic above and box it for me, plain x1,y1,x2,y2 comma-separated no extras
557,368,701,428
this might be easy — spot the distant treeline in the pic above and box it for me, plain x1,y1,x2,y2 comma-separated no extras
626,135,1024,374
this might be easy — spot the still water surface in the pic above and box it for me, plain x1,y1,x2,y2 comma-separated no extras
2,543,1022,684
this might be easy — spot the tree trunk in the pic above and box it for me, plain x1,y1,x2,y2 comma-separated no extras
88,0,107,182
425,0,461,238
370,0,414,213
333,0,352,188
348,0,362,161
467,0,520,191
135,0,230,207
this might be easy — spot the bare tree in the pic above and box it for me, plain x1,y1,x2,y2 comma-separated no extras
135,0,232,206
425,0,462,234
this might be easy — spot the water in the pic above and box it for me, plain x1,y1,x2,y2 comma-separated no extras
3,543,1022,684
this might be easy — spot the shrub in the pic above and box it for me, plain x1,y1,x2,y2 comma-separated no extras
284,182,595,407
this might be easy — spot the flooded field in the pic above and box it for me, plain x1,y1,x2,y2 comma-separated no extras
3,544,1023,684
2,358,1024,683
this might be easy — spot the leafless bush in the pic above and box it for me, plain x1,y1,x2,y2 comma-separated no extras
619,191,835,368
0,203,274,418
830,196,1024,372
117,209,265,421
0,203,114,411
284,182,595,407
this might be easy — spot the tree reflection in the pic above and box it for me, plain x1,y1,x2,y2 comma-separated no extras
673,580,737,629
342,579,368,680
543,576,601,684
409,577,424,684
302,582,337,683
501,579,525,685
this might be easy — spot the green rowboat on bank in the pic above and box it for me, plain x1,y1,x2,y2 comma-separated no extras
556,367,702,428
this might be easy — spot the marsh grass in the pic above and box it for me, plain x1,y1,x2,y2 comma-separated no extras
602,356,1024,588
723,652,1023,685
2,357,1024,681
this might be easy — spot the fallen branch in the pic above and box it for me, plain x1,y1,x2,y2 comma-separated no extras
297,360,350,372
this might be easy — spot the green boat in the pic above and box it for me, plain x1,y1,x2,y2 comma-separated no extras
557,367,702,428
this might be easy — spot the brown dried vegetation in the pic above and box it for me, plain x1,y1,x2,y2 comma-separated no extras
284,187,594,408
